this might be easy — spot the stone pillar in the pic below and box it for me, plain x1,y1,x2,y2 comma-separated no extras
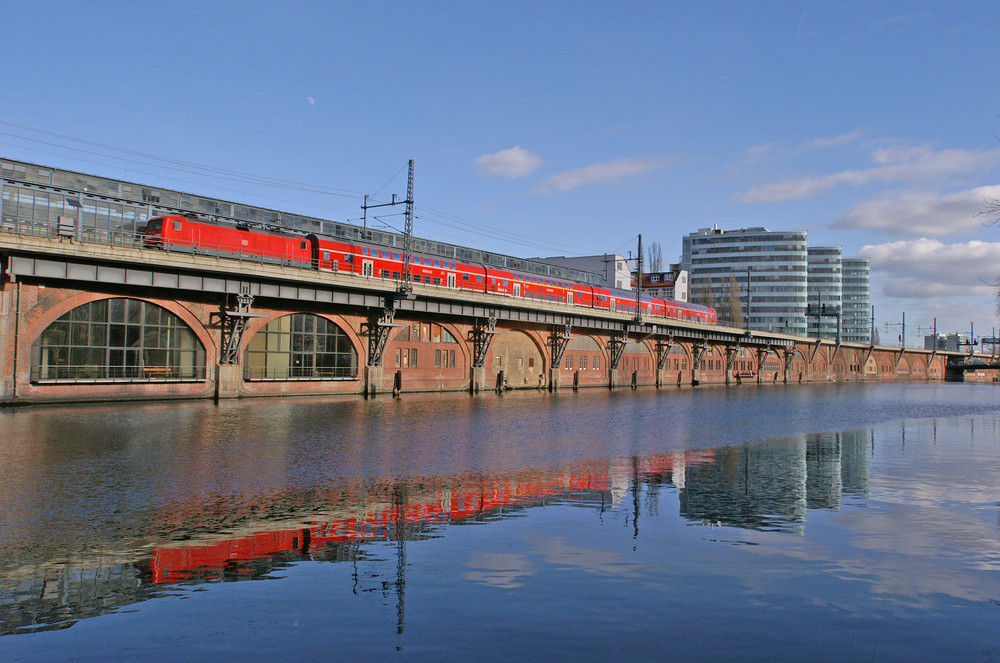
0,282,14,401
608,369,618,389
549,367,561,392
470,365,486,393
215,363,242,399
365,364,384,397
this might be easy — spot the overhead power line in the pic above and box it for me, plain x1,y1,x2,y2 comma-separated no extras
0,120,614,258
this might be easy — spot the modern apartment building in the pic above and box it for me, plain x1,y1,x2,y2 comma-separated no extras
807,246,842,340
682,226,809,334
841,258,872,344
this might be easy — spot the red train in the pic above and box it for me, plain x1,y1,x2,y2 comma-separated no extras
144,215,717,324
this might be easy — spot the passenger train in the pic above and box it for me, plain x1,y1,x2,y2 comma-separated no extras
143,215,717,324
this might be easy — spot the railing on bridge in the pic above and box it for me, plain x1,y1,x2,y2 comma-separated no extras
30,364,207,383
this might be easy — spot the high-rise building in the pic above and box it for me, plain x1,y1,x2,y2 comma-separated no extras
682,226,808,334
841,258,871,344
807,246,842,340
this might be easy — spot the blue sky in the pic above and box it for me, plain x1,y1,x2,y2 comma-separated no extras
4,1,1000,343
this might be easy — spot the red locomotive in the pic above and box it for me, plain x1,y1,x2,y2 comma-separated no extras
144,215,717,324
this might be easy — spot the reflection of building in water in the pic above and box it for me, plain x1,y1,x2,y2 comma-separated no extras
0,561,145,635
678,431,872,531
839,430,870,499
807,433,843,510
680,438,808,532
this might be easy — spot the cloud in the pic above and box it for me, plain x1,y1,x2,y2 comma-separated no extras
859,238,1000,298
833,185,1000,237
742,131,864,165
806,129,865,149
531,157,666,194
738,145,1000,203
475,145,543,179
306,96,315,106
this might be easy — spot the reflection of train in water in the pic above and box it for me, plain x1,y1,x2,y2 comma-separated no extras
143,215,717,324
148,453,714,584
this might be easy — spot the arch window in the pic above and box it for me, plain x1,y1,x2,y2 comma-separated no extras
31,298,205,381
244,314,357,380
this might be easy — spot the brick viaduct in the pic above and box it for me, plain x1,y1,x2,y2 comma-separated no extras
0,234,992,405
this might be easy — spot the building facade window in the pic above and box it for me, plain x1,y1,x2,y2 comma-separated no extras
244,313,357,380
31,298,205,381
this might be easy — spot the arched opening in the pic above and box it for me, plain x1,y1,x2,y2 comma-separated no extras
700,347,725,381
491,330,545,389
31,298,205,381
618,341,654,381
244,313,358,380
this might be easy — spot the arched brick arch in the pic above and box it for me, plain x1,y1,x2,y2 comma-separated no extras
619,340,656,382
490,328,547,388
700,345,726,381
25,294,212,382
559,333,607,388
809,349,828,380
758,348,783,382
787,349,807,382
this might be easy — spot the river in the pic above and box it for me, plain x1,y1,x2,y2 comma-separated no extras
1,383,999,662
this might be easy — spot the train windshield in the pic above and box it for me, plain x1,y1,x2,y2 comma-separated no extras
146,219,163,233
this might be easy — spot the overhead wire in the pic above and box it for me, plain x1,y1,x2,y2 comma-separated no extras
0,120,619,258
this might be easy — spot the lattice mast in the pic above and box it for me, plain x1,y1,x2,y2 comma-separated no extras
634,234,643,321
399,160,415,294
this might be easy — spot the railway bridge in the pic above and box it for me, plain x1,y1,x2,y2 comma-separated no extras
0,230,988,405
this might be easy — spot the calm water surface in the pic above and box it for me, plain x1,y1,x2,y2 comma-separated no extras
1,383,999,662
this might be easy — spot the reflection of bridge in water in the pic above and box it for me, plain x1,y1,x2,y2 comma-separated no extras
1,433,872,635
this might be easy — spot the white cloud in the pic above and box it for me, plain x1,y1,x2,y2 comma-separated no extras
859,238,1000,339
307,96,315,106
475,145,543,179
860,238,1000,298
738,145,1000,203
806,129,865,149
833,185,1000,237
531,157,665,194
741,130,864,166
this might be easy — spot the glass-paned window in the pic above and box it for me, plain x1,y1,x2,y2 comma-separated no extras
31,298,205,381
245,313,357,380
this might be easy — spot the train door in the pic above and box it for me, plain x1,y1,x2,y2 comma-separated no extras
447,273,456,288
513,283,521,297
362,259,374,277
567,291,573,305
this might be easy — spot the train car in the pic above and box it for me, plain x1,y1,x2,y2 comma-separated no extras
145,215,315,266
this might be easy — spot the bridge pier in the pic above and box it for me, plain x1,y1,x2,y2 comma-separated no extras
548,367,561,392
0,282,13,401
215,364,242,400
365,365,384,397
470,365,486,393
